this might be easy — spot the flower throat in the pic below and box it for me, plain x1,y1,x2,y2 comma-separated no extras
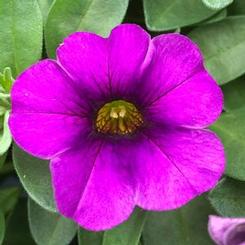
95,100,143,135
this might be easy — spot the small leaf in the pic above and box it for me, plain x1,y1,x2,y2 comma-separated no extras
209,177,245,217
202,0,233,10
45,0,129,57
211,108,245,180
0,0,43,76
142,195,215,245
0,67,14,93
28,198,76,245
102,208,147,245
143,0,217,31
0,187,20,214
189,17,245,85
0,211,5,245
12,144,56,212
0,111,12,156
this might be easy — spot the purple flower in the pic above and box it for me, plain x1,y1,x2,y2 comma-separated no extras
9,24,225,231
208,215,245,245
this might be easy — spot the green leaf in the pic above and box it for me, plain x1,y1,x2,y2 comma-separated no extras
45,0,129,57
0,211,5,245
0,187,20,214
0,152,7,169
4,198,35,245
143,0,217,31
0,67,14,93
228,0,245,15
78,208,147,245
78,229,104,245
211,108,245,180
28,198,76,245
37,0,54,23
102,208,147,245
202,0,233,10
222,76,245,111
12,144,56,212
189,16,245,85
142,195,215,245
0,0,43,76
202,8,227,24
209,177,245,217
0,111,12,156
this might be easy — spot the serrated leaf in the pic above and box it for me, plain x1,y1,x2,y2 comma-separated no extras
45,0,129,57
0,111,12,156
142,196,214,245
12,144,56,212
0,0,43,76
209,178,245,217
28,198,76,245
189,16,245,85
202,0,233,10
143,0,217,31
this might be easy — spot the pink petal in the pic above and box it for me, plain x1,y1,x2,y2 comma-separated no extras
9,60,90,158
107,24,151,96
208,215,245,245
135,128,225,210
139,33,204,106
144,71,223,128
57,32,109,101
51,139,135,231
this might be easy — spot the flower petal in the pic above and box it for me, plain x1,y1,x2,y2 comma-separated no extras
144,71,223,128
9,60,89,158
139,34,203,106
107,24,151,97
57,32,109,101
208,215,245,245
135,128,224,210
51,138,135,231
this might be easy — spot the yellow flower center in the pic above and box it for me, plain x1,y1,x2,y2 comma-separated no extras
95,100,143,135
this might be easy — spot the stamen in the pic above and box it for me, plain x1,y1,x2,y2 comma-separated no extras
95,100,143,135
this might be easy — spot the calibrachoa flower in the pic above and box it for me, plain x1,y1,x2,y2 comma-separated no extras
208,215,245,245
9,24,225,231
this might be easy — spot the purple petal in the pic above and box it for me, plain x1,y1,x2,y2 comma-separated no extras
57,32,109,101
208,215,245,245
51,139,135,231
57,24,152,99
135,128,224,210
107,24,151,96
9,60,90,158
144,71,223,128
139,34,203,106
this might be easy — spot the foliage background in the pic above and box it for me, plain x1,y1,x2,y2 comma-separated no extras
1,0,245,244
